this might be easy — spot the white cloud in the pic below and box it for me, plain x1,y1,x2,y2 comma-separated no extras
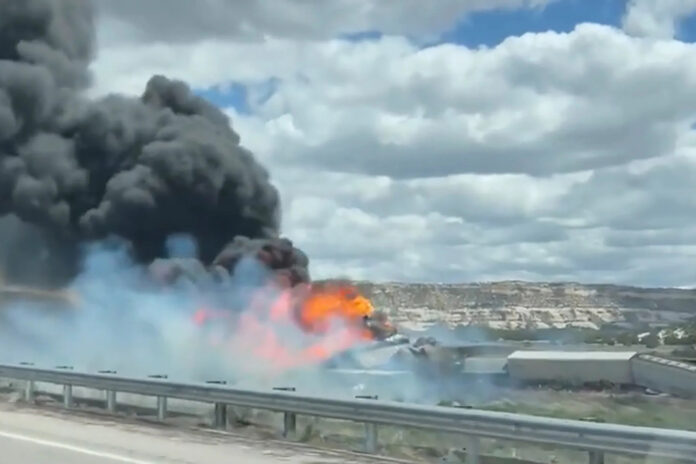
94,0,555,44
92,25,696,177
87,2,696,286
622,0,696,39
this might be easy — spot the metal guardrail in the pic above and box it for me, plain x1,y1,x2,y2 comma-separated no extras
1,363,695,463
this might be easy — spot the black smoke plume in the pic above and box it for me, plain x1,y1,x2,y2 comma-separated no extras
0,0,308,287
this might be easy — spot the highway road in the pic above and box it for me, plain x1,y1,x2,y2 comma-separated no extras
0,402,405,463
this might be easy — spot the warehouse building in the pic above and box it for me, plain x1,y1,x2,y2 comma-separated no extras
328,342,696,398
507,350,637,386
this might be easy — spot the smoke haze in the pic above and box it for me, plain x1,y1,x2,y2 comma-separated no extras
0,0,324,390
0,0,451,404
0,242,405,398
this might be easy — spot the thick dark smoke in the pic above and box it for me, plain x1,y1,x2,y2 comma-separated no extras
0,0,308,286
0,214,73,285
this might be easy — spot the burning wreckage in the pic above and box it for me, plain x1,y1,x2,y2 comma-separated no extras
0,236,402,374
146,242,401,371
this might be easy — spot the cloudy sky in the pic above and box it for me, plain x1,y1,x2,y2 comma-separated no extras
89,0,696,286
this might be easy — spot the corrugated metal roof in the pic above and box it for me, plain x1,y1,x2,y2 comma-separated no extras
508,350,637,361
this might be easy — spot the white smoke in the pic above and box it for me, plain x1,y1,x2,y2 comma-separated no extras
0,239,371,389
1,240,218,378
0,238,500,405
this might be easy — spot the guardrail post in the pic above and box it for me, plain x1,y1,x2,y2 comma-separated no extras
149,374,168,421
273,387,297,439
465,436,480,464
63,384,73,408
213,403,227,429
206,380,228,429
364,423,377,453
283,412,297,439
99,370,117,413
156,396,167,421
56,366,74,409
24,380,35,403
356,395,378,453
106,390,117,413
589,451,604,464
19,363,35,403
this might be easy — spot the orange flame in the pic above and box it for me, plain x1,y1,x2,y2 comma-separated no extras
192,283,375,372
297,284,374,333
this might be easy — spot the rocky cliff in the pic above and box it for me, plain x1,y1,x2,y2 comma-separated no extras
330,281,696,331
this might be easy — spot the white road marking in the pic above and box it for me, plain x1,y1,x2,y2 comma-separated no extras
0,429,159,464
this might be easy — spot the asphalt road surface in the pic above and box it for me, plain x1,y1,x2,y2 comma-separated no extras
0,402,406,464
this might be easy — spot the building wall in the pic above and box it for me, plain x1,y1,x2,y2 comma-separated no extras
631,355,696,398
507,352,635,385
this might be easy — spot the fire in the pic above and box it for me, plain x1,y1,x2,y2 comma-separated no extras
296,284,374,333
192,282,376,372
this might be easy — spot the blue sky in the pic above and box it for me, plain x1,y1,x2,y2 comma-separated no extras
679,13,696,42
197,83,250,115
441,0,627,47
198,0,696,114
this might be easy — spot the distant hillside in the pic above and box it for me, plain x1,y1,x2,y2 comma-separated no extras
323,281,696,331
3,277,696,331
